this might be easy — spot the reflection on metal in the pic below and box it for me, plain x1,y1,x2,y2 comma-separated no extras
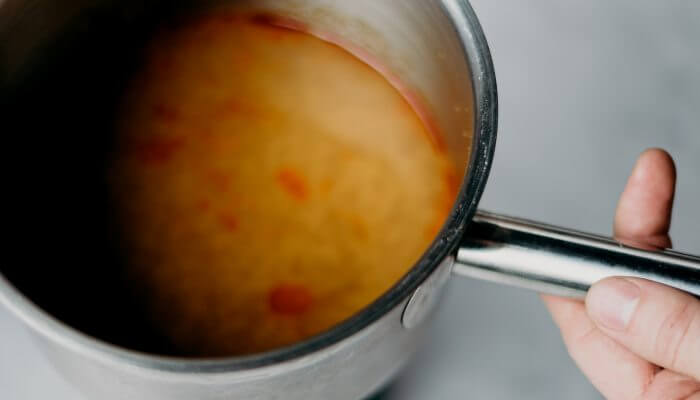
455,210,700,298
402,256,454,329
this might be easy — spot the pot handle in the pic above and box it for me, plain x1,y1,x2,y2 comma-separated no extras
453,210,700,298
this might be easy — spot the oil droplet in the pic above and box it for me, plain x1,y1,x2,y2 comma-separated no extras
277,167,309,201
268,284,313,315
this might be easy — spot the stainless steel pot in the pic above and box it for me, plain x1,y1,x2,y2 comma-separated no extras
0,1,698,399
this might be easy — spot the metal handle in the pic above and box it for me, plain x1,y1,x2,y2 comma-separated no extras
453,210,700,298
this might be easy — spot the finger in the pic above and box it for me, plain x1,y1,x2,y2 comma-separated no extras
542,294,657,400
597,147,699,379
642,369,700,399
586,277,700,381
541,148,680,398
614,148,676,249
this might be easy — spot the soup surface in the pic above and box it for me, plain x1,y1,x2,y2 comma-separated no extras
111,10,458,356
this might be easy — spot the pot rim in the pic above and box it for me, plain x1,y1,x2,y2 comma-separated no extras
0,0,497,374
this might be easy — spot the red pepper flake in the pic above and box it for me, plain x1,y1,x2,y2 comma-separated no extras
152,104,180,122
268,284,313,315
196,199,210,212
134,137,184,166
276,167,309,201
425,212,447,239
219,213,238,232
443,167,460,200
205,169,230,192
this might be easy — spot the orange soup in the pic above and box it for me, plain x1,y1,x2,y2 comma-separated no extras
111,10,459,356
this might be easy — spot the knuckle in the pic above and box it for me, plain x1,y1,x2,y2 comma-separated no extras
653,298,698,372
639,370,700,400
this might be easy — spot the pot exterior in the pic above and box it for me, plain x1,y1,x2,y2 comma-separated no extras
1,0,493,397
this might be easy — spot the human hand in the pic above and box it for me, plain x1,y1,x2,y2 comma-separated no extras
542,149,700,399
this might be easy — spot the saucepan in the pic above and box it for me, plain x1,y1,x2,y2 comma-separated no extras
0,0,698,399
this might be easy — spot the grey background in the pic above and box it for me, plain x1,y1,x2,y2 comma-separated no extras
2,0,699,398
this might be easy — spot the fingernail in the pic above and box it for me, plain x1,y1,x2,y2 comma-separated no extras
586,278,641,331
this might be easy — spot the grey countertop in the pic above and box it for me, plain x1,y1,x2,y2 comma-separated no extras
2,0,699,398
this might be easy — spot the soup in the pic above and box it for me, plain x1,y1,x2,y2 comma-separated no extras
110,10,458,356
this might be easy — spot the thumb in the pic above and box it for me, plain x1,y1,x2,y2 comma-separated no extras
586,277,700,380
